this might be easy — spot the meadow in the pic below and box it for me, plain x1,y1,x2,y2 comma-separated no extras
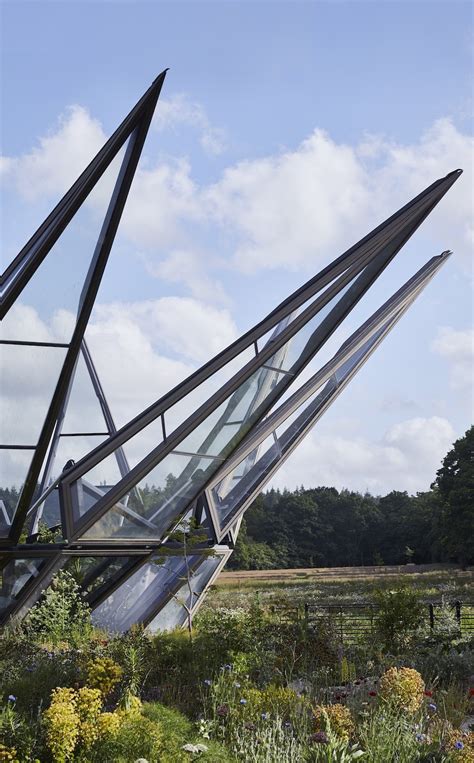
1,564,473,762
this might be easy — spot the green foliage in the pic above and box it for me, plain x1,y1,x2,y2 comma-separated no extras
108,626,149,708
433,426,474,567
85,657,123,698
372,586,424,653
25,569,92,648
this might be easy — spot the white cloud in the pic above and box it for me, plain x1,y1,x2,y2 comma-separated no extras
432,326,474,390
2,105,471,287
1,106,106,202
206,118,473,273
146,249,229,305
269,416,456,495
154,93,227,155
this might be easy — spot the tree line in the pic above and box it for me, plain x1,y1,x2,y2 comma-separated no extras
1,427,472,570
228,426,473,570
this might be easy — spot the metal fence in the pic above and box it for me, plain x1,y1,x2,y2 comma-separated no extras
270,601,474,644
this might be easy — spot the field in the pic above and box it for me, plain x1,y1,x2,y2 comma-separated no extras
204,563,474,610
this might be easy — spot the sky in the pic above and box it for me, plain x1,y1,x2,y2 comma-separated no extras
1,0,473,497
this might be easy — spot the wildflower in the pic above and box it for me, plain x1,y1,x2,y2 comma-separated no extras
369,691,377,697
284,721,292,728
469,688,474,697
224,664,232,671
310,731,329,744
379,667,424,713
7,695,16,702
416,733,427,742
216,704,229,717
239,698,247,705
244,721,256,731
234,682,241,688
313,705,354,743
261,712,269,720
428,703,437,712
455,741,464,750
204,679,212,686
424,690,433,697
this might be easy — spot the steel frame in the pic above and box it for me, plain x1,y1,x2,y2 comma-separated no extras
0,71,462,632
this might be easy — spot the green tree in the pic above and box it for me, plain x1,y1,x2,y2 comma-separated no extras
432,426,474,567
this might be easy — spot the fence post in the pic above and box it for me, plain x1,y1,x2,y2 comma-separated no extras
454,600,461,628
429,603,435,630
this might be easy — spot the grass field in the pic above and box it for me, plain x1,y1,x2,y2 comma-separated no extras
203,563,474,611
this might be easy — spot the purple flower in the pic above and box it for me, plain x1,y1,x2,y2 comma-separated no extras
240,698,247,705
204,679,212,686
455,741,464,750
310,731,329,744
7,695,16,702
428,703,437,712
416,733,426,742
217,704,229,717
261,712,269,720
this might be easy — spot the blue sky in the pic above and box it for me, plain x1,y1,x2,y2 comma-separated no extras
1,0,473,494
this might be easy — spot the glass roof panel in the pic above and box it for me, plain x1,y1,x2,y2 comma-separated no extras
91,553,200,634
0,556,47,620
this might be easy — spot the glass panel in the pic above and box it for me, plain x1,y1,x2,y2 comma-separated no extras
91,554,200,634
60,353,110,436
0,449,36,537
1,144,128,343
72,267,365,541
0,557,46,618
46,435,110,485
63,555,137,601
0,344,68,445
146,554,224,633
164,346,255,434
80,452,222,540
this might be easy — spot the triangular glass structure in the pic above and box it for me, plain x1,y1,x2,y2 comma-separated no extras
0,72,167,544
63,170,461,544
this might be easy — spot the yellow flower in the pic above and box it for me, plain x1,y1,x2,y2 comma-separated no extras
313,704,355,742
379,667,424,713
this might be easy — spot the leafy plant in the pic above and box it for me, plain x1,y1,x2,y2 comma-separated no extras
25,569,92,647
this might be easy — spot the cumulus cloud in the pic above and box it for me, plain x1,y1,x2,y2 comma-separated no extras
3,105,471,283
1,106,106,202
154,93,227,155
432,326,474,390
269,416,456,495
206,118,472,273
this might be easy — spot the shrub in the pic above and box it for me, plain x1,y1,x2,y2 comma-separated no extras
25,570,92,648
86,657,123,698
43,687,80,763
372,587,424,654
379,667,425,713
312,704,355,743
